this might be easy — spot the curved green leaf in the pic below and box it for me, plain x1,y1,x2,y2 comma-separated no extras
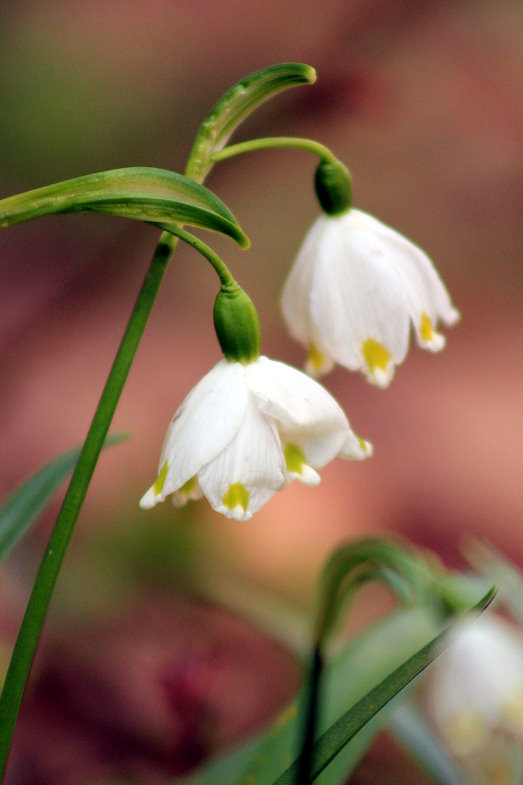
177,583,494,785
272,587,495,785
179,607,440,785
0,433,127,563
313,537,439,649
186,62,316,182
0,168,249,247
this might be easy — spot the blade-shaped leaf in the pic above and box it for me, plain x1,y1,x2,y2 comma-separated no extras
0,168,249,247
292,538,441,785
272,588,495,785
178,596,485,785
0,433,127,563
186,63,316,182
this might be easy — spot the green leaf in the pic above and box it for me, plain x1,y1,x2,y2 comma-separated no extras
0,433,127,563
388,702,466,785
290,539,440,785
186,63,316,182
178,601,475,785
315,537,437,643
0,168,249,247
272,588,495,785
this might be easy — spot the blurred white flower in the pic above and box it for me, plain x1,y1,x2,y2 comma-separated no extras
139,356,371,521
425,614,523,765
281,209,459,387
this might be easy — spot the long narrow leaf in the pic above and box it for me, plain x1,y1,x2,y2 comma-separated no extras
179,605,463,785
0,168,249,247
186,63,316,182
272,588,496,785
0,433,127,563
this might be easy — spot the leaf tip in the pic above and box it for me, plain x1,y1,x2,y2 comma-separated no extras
238,231,251,250
305,65,317,85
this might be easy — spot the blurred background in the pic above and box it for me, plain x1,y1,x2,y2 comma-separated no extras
0,1,521,783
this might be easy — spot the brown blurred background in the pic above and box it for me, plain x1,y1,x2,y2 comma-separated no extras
0,1,522,783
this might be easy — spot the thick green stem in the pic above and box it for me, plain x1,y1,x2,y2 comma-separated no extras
297,647,323,785
0,231,176,780
211,136,338,165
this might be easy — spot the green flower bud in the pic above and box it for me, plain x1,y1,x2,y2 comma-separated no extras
314,160,352,216
214,281,261,363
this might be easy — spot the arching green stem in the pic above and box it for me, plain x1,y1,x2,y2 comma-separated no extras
211,136,339,165
172,226,235,288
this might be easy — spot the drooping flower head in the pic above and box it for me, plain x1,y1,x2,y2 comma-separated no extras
139,356,371,521
281,160,459,387
140,275,371,521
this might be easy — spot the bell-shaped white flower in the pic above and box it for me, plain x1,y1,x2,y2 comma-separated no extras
281,209,460,387
425,615,523,758
139,356,371,521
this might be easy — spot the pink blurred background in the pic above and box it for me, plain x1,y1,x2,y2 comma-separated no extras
0,1,521,783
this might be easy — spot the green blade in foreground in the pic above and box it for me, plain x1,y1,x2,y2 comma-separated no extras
0,433,127,563
186,62,316,182
0,168,249,247
178,601,468,785
272,588,495,785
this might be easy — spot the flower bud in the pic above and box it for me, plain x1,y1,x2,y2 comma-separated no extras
214,282,261,363
314,160,352,216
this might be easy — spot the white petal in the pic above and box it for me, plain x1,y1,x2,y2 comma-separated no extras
139,486,158,510
357,209,460,347
340,432,374,460
287,463,321,486
197,396,285,521
246,356,370,467
304,346,335,378
280,222,317,345
152,360,249,503
314,213,411,363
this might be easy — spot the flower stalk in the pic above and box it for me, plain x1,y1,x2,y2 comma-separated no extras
0,62,319,779
211,135,340,166
0,231,176,778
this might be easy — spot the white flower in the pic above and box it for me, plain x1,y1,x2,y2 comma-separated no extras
139,356,371,521
425,615,523,758
281,209,460,387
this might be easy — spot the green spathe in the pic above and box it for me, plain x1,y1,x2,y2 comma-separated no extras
214,282,261,363
314,159,352,216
